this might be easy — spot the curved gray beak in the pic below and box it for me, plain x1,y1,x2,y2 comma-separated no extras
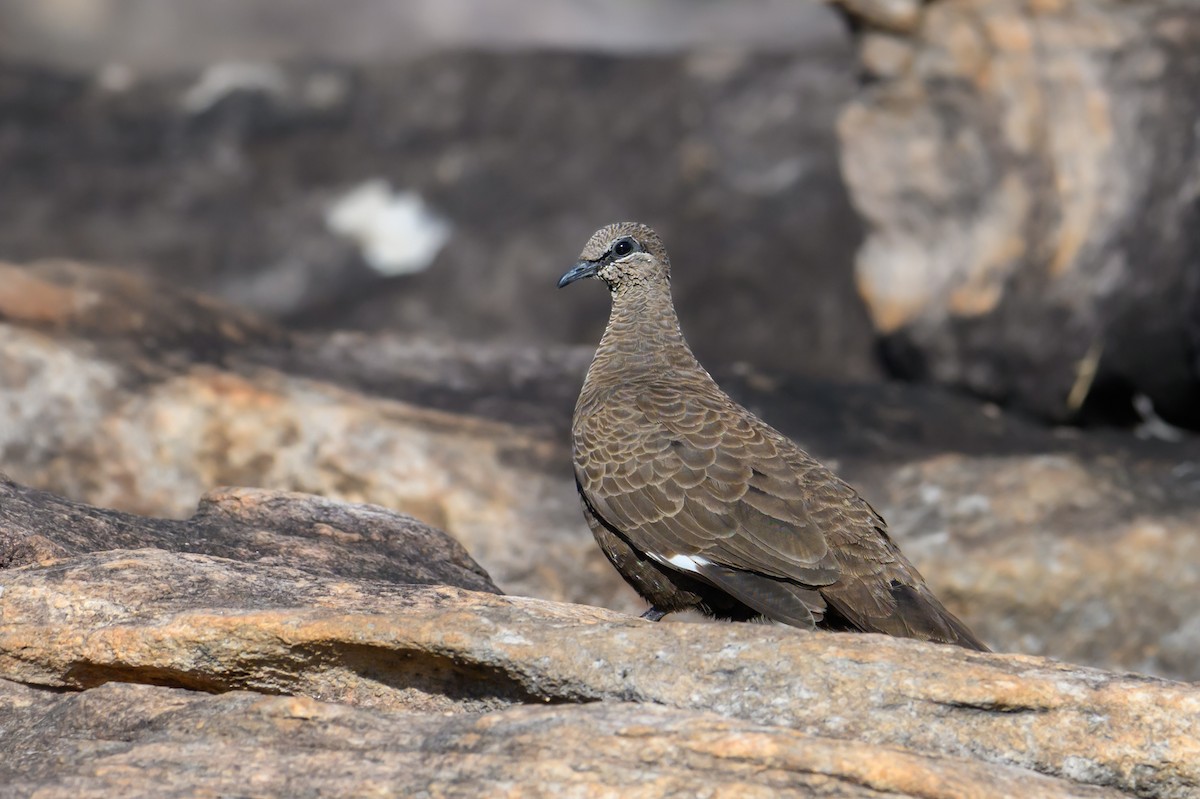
557,260,598,289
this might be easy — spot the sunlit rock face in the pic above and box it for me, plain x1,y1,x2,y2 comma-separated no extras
839,0,1200,428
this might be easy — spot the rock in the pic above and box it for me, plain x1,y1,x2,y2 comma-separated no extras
0,259,614,611
0,548,1195,798
838,0,1200,427
857,31,917,79
0,47,878,382
835,0,925,33
2,260,1200,680
870,453,1200,679
0,477,499,593
0,0,844,68
0,681,1122,799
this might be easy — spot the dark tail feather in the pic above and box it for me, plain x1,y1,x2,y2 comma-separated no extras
888,583,990,651
823,581,990,651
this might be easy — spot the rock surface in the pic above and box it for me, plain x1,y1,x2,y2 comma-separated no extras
839,0,1200,427
0,259,613,611
0,681,1124,799
1,546,1196,798
3,258,1200,681
0,47,877,382
0,477,499,593
873,452,1200,678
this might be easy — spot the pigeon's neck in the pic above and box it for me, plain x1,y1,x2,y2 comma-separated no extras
591,281,698,379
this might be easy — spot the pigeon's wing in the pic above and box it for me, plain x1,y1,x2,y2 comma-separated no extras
573,384,987,650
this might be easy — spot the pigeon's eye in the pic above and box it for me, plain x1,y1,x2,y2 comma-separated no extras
612,238,635,257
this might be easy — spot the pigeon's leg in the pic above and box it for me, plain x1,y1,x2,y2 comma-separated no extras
640,607,668,622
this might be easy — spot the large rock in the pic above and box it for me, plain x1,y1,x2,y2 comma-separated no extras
0,47,877,381
0,681,1121,799
0,548,1195,798
2,259,1200,680
0,259,616,611
838,0,1200,426
0,477,498,593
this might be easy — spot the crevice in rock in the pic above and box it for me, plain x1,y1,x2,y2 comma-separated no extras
60,663,235,695
301,643,600,711
930,698,1052,715
50,647,606,712
5,680,79,695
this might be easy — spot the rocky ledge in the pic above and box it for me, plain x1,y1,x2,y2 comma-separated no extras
1,481,1196,798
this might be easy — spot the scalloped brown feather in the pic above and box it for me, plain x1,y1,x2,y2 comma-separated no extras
565,222,987,651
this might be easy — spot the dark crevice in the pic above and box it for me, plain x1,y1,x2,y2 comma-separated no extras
22,641,623,716
56,647,607,710
4,681,81,695
303,643,603,708
931,698,1052,715
60,663,235,695
327,644,540,706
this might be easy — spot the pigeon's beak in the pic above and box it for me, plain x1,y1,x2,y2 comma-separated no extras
557,260,599,289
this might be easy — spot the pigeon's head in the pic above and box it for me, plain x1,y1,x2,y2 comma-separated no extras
558,222,671,292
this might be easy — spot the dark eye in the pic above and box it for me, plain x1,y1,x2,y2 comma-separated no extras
612,238,635,257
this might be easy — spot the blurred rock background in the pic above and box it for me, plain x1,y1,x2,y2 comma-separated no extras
0,0,874,380
2,0,1200,672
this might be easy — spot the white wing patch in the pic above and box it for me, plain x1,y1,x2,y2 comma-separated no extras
650,552,711,574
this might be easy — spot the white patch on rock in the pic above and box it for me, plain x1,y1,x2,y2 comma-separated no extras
1132,394,1186,442
1060,756,1113,784
325,180,452,276
494,631,532,646
182,61,288,113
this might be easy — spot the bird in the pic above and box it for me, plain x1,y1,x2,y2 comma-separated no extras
558,222,987,650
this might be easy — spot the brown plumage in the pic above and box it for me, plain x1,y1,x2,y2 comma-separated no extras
558,222,987,650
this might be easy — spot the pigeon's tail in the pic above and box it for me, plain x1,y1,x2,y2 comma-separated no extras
896,585,989,650
826,581,989,651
